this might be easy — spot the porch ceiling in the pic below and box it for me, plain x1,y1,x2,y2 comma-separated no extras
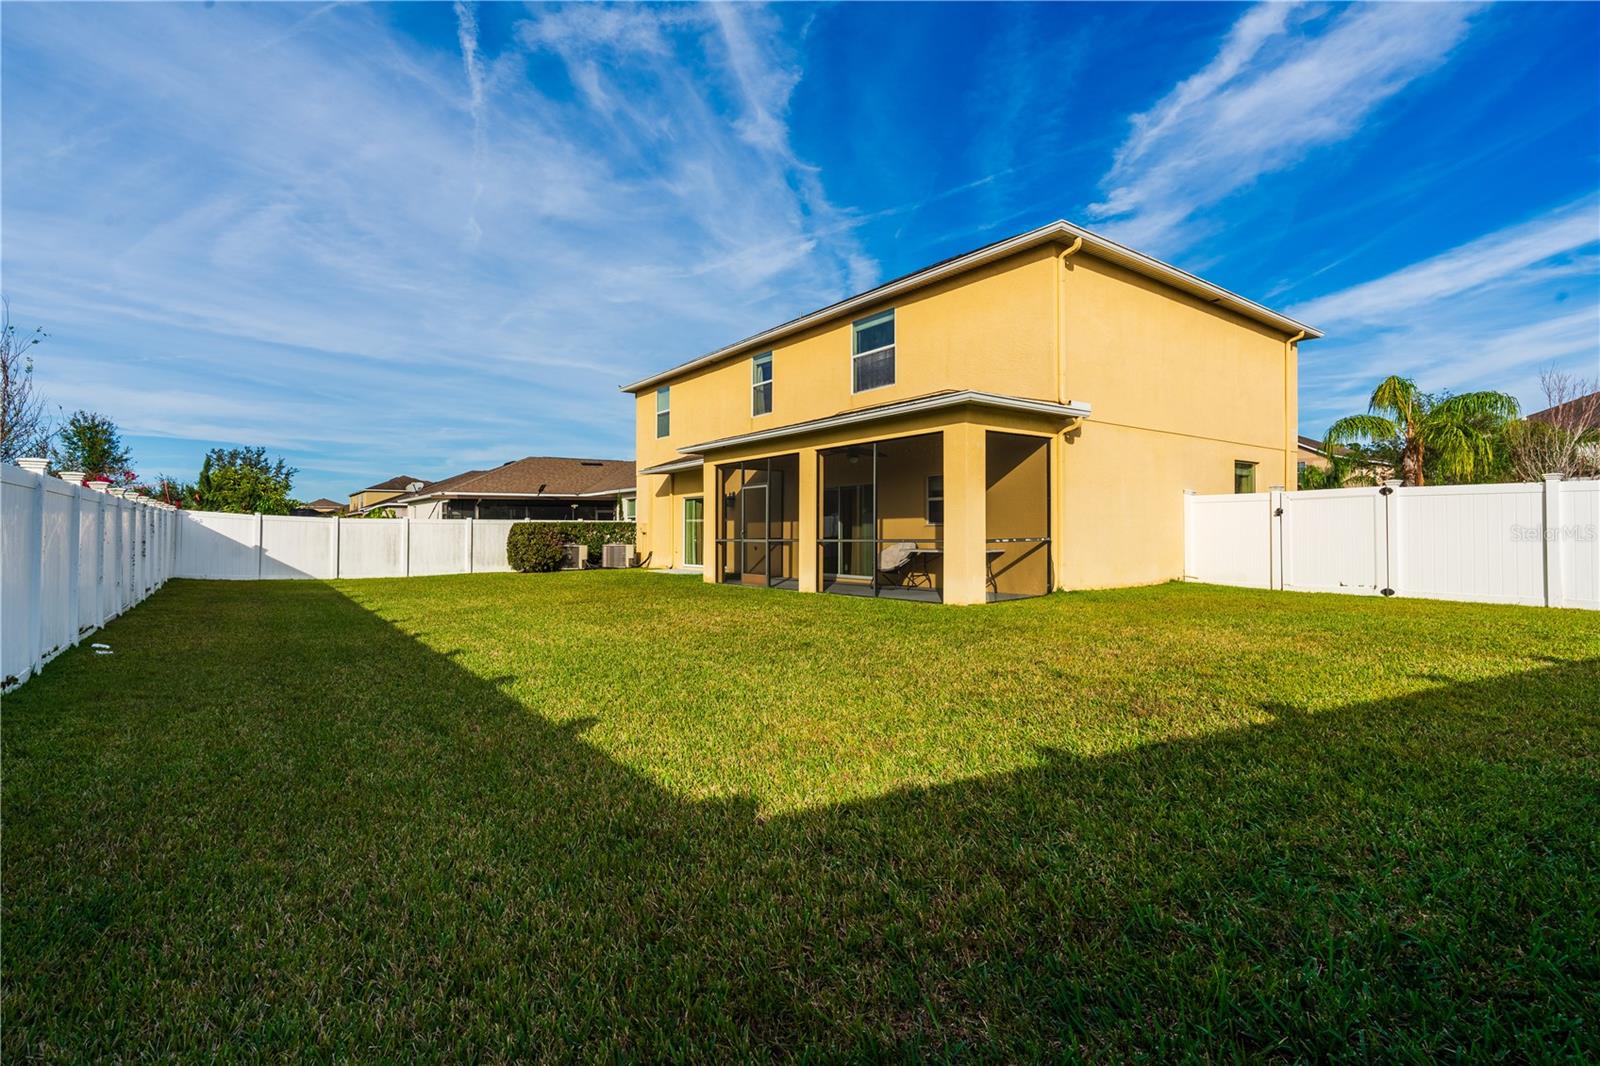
679,390,1091,456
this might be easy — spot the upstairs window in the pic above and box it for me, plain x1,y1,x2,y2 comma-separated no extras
852,309,895,393
656,387,670,438
752,352,773,416
1233,461,1257,494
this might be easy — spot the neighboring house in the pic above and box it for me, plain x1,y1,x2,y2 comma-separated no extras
1527,389,1600,476
1297,435,1336,474
625,219,1320,604
349,476,424,514
1527,390,1600,434
291,498,346,517
1296,435,1390,484
386,457,636,520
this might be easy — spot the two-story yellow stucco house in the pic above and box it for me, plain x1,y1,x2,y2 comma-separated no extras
624,221,1320,604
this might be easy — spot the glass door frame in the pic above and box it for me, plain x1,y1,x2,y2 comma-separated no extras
682,495,704,568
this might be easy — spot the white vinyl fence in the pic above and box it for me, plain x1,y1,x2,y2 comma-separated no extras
1184,475,1599,610
174,512,539,580
2,461,180,690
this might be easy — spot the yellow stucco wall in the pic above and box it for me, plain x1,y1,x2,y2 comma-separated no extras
1056,254,1296,588
348,488,406,511
635,246,1060,474
638,468,704,570
631,241,1302,597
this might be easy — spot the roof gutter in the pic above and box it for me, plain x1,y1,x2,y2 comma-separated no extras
679,390,1091,456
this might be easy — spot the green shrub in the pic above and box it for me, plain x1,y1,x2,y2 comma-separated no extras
506,523,570,573
505,521,637,572
542,521,637,566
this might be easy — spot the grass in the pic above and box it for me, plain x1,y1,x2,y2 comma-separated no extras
3,573,1597,1061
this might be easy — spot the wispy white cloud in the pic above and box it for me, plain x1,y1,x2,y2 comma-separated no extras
454,0,487,246
1289,198,1600,325
1,2,874,496
1294,199,1600,434
1090,2,1483,254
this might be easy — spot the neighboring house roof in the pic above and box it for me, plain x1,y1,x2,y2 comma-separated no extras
304,498,343,510
358,475,422,493
391,457,636,504
1527,391,1600,430
1298,435,1338,458
679,390,1091,456
621,219,1322,394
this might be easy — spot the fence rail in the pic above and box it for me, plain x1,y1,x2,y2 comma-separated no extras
2,462,180,690
1184,475,1598,609
175,511,531,580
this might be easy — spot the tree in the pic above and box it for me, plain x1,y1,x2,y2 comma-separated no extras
1324,375,1519,486
52,410,133,481
194,446,297,514
1504,368,1600,482
144,475,196,508
0,299,52,462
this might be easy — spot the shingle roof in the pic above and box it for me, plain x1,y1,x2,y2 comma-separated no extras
359,475,421,492
399,457,635,501
1528,391,1600,430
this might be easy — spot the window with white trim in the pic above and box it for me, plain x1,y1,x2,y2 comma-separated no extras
752,352,773,416
852,309,895,393
656,387,670,438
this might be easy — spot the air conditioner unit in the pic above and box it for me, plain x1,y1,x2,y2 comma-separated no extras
601,543,635,569
560,543,585,570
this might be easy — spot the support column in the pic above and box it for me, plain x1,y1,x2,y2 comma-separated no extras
797,446,819,593
942,422,988,605
701,461,716,584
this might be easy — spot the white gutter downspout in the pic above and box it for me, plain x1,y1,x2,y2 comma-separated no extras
1056,237,1083,406
1284,330,1306,489
1055,237,1084,597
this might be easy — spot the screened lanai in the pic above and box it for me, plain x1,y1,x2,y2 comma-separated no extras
715,454,800,588
819,432,945,602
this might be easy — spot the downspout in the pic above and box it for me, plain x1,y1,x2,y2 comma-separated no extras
1056,237,1084,406
1284,330,1306,490
1054,236,1085,596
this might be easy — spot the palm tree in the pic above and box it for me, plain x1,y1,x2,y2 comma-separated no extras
1325,376,1519,486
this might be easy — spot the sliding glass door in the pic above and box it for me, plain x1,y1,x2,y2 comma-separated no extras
821,484,874,578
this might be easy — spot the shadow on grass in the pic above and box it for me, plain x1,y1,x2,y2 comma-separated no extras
3,580,1596,1059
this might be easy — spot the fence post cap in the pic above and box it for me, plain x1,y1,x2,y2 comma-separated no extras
1383,479,1404,488
1542,472,1565,482
85,478,111,492
16,457,50,475
56,470,86,485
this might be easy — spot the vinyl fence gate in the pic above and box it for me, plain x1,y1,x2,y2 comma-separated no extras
1184,476,1598,610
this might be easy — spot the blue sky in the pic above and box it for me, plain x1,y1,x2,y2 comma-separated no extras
3,2,1597,501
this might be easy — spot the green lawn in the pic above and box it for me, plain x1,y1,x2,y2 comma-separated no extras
4,574,1597,1060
